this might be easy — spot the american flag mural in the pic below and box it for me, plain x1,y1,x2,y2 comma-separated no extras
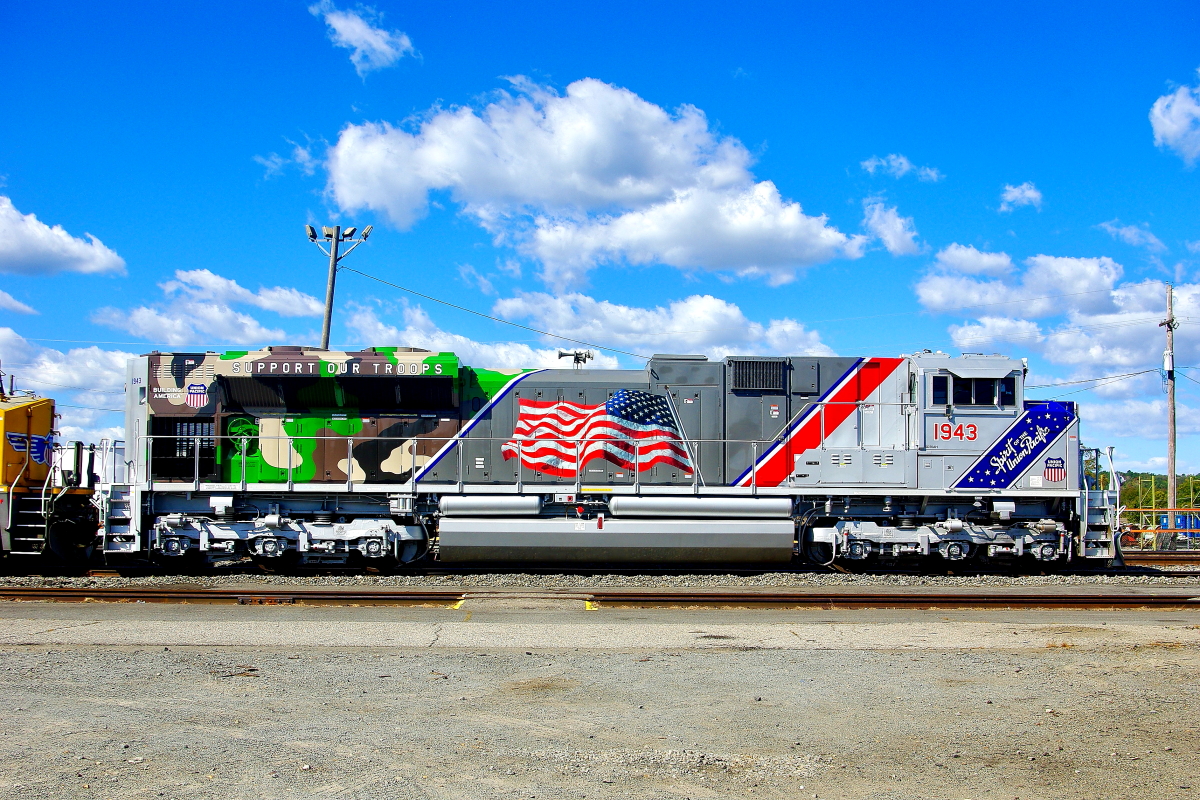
502,389,694,477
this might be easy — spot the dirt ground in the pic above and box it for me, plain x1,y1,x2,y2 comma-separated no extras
1,601,1197,800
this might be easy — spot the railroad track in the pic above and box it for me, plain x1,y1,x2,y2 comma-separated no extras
1,585,1197,608
1120,551,1200,567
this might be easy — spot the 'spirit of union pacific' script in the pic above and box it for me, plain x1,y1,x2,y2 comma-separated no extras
989,425,1051,474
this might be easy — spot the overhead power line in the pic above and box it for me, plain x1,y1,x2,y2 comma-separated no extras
1026,370,1153,398
1025,369,1157,389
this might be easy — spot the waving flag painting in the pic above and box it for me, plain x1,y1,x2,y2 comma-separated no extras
502,389,693,477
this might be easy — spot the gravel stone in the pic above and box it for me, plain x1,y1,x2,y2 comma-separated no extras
3,569,1199,591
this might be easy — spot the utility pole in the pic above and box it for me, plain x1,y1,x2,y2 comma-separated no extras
1161,283,1179,543
306,224,372,350
321,226,341,351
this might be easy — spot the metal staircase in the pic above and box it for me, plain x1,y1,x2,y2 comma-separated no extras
6,494,47,555
98,484,138,554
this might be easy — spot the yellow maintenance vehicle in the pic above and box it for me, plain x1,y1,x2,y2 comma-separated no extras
0,388,100,563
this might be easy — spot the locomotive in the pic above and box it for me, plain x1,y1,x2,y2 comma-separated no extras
40,344,1115,570
0,388,101,562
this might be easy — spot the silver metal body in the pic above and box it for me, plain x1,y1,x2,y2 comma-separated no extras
92,347,1120,567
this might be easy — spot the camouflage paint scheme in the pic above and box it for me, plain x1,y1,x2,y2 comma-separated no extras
144,346,530,484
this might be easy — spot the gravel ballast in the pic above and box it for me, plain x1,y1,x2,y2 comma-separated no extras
2,569,1199,591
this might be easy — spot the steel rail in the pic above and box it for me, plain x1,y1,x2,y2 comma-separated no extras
1,585,1198,608
1120,551,1200,566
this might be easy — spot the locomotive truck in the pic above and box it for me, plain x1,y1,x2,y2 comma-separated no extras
54,345,1119,570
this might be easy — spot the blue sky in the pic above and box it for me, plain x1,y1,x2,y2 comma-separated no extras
0,0,1197,472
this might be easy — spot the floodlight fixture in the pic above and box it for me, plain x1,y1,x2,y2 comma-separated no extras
306,222,373,350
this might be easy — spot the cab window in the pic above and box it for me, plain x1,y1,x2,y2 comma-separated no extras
947,376,1018,407
932,375,948,405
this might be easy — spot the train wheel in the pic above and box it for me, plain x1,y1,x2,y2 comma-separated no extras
803,542,835,567
45,520,94,567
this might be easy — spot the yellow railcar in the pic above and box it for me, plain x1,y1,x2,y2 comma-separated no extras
0,393,98,561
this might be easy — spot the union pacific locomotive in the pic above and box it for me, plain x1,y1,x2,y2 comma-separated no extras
1,346,1123,569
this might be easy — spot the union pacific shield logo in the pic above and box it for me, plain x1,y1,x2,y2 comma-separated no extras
1043,457,1066,483
185,383,209,409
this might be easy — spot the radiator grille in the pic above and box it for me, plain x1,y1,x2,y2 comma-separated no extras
154,362,214,381
729,358,786,392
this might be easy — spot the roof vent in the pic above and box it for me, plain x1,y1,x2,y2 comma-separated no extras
728,357,787,392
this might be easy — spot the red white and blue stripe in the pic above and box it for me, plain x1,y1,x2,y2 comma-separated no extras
733,357,905,487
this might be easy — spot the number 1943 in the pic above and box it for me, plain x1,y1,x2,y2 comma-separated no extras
934,423,978,441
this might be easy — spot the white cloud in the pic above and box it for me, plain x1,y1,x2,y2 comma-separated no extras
1098,220,1167,253
918,249,1200,377
1186,240,1200,254
326,78,862,286
309,2,414,77
344,289,834,371
916,254,1123,317
93,269,322,346
93,305,285,347
457,264,495,295
292,144,317,175
254,142,319,180
530,181,864,286
0,195,125,276
999,182,1042,212
493,292,833,361
253,152,287,178
860,154,943,182
345,303,611,370
1150,74,1200,165
161,269,324,317
0,327,130,443
0,290,35,314
861,200,919,256
949,316,1044,350
933,243,1012,277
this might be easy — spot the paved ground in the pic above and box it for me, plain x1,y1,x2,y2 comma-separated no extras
1,599,1198,800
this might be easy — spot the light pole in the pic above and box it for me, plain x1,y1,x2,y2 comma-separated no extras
306,224,372,350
